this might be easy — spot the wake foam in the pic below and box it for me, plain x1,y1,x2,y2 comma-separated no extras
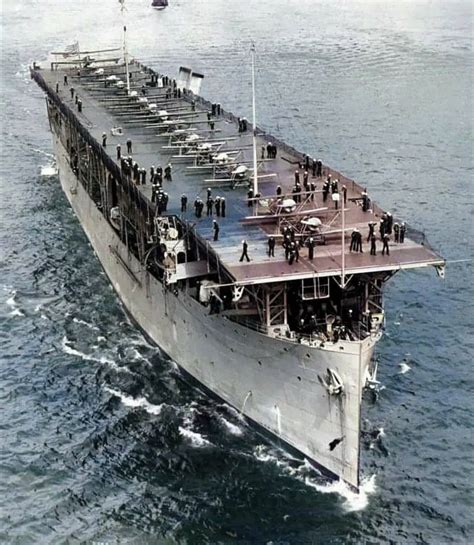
218,415,244,436
61,336,131,374
398,362,411,374
104,386,164,415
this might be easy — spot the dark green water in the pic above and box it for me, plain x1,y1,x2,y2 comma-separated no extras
1,1,473,543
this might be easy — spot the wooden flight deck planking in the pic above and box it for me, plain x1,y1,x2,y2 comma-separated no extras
40,60,444,286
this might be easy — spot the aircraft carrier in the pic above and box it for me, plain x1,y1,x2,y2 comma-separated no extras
30,45,445,491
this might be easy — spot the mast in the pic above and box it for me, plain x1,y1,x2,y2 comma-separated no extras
341,193,346,288
119,0,131,94
250,43,258,201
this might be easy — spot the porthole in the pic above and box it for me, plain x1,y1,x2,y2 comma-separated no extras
258,360,262,366
306,353,311,359
297,376,302,381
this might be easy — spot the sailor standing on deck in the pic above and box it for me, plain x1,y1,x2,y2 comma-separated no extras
102,133,107,147
268,236,275,257
394,222,400,243
215,197,221,217
213,220,220,241
400,222,406,243
307,237,316,260
368,221,376,242
221,197,226,217
206,196,214,217
370,234,377,255
239,240,250,262
164,163,172,181
382,233,390,255
126,139,133,154
181,194,188,213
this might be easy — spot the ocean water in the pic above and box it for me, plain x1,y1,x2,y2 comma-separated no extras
1,1,473,544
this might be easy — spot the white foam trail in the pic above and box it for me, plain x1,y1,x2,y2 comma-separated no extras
178,426,211,447
6,292,16,307
34,304,42,313
218,415,243,436
304,474,377,512
398,362,411,374
61,336,131,374
9,308,25,317
40,164,58,177
97,336,107,342
72,317,100,331
104,386,164,415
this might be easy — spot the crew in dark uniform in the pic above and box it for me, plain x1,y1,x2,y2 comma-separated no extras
382,233,390,255
356,230,363,252
194,197,201,217
116,144,121,160
181,194,188,212
303,171,309,190
215,196,221,217
307,237,315,260
342,185,347,205
312,158,317,177
400,222,406,243
63,74,68,85
304,154,310,171
221,197,226,217
70,87,75,99
310,181,316,201
367,221,376,241
370,234,377,255
164,163,172,181
239,240,250,262
126,139,133,154
265,236,275,257
102,133,107,147
350,229,358,252
322,179,330,202
393,222,400,243
247,188,254,207
294,170,300,184
284,236,291,260
379,219,386,239
213,220,220,241
317,159,322,177
386,212,393,234
55,81,59,93
77,99,82,113
276,185,282,196
206,197,214,216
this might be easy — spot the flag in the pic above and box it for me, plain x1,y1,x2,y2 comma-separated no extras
62,41,79,57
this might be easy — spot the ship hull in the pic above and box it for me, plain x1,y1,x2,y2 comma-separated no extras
52,134,377,490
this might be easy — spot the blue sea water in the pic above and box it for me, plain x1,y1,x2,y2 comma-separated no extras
1,0,473,543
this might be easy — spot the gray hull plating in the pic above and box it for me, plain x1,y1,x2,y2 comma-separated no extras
53,135,377,489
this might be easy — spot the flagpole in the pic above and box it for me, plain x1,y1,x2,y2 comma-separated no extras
250,43,258,206
119,0,131,94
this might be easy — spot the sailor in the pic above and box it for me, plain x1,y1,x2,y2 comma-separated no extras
394,222,400,243
295,183,302,203
266,142,272,158
350,229,358,252
322,179,330,202
70,87,75,99
342,185,347,205
276,185,282,196
332,188,340,210
367,220,376,241
272,143,277,158
294,170,300,185
211,103,217,116
55,81,59,93
370,233,377,255
307,237,316,260
164,163,172,181
379,218,385,239
141,168,146,185
288,242,299,265
163,192,169,211
152,183,160,204
191,100,196,112
382,233,390,255
310,181,316,201
331,178,339,194
63,74,68,85
213,220,220,241
150,165,155,179
356,230,363,252
206,196,214,216
362,191,370,212
181,194,188,212
126,139,132,154
156,165,163,181
289,226,296,242
261,145,266,159
194,197,200,217
247,188,254,207
116,144,121,160
207,187,212,200
305,155,310,171
242,118,248,132
209,120,215,131
207,111,212,122
284,236,291,260
312,158,317,177
317,159,323,177
239,240,250,262
221,197,226,217
215,196,221,217
386,212,393,234
400,222,406,243
141,85,147,96
268,236,275,257
303,171,309,190
77,99,82,113
102,133,107,147
238,117,243,133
